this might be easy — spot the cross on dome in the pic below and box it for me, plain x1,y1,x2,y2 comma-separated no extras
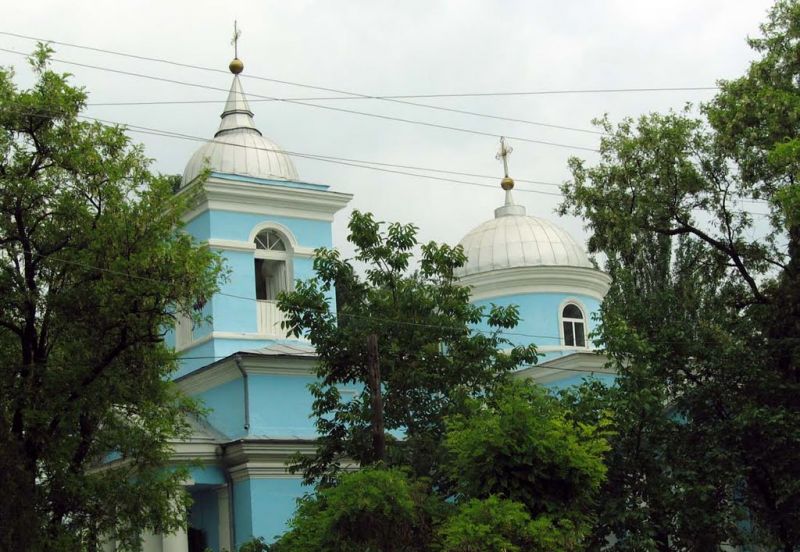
493,137,524,217
229,21,244,75
180,25,299,186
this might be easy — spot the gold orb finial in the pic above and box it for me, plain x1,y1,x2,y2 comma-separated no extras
229,58,244,74
501,176,515,191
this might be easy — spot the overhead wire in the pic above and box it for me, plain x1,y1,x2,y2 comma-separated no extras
1,30,719,136
0,46,600,153
1,98,774,209
20,249,776,347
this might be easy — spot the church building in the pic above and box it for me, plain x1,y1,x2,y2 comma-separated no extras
115,55,613,552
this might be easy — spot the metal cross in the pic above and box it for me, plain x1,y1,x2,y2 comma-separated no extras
231,21,242,58
495,136,513,178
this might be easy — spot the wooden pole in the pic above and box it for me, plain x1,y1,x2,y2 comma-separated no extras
366,333,385,462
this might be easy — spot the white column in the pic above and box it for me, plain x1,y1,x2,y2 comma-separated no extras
141,530,163,552
161,526,188,552
217,486,232,552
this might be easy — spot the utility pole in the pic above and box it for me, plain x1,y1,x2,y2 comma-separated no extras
366,333,385,462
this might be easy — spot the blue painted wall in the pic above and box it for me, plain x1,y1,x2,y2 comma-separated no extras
196,379,247,439
233,479,253,548
176,208,335,379
247,374,318,437
472,292,601,350
206,210,332,248
235,478,305,547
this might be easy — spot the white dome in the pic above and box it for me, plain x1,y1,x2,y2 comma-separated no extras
456,192,592,278
181,75,299,186
182,132,298,185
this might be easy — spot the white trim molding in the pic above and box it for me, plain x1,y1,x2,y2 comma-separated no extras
176,354,318,395
224,440,318,481
458,265,611,302
513,351,614,385
248,221,298,250
206,238,316,258
182,177,352,223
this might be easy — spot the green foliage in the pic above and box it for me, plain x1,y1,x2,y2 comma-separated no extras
444,379,609,548
0,46,224,551
278,210,537,486
559,2,800,549
271,467,443,552
439,496,564,552
237,537,269,552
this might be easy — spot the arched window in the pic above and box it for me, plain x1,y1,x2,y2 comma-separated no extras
561,303,586,348
254,229,287,252
253,229,291,301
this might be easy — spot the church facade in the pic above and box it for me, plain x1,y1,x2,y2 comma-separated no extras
114,58,613,552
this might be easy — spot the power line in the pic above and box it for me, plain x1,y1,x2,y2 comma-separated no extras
0,48,608,152
2,98,774,207
86,97,606,136
21,249,773,347
0,31,719,98
87,117,773,208
0,46,600,153
0,30,718,136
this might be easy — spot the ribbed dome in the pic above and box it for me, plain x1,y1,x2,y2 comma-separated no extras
182,75,299,186
456,191,592,277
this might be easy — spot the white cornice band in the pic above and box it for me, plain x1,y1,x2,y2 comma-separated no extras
459,265,612,302
182,177,353,223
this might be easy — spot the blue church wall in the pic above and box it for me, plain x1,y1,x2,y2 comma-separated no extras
184,210,212,242
176,340,218,378
247,374,318,437
471,292,601,350
196,379,247,439
189,488,220,552
233,479,253,548
234,478,305,547
212,250,259,334
205,210,333,249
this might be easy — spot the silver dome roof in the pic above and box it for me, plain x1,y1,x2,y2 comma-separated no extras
456,190,592,277
182,75,299,186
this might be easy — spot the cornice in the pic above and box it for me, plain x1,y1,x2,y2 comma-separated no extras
223,440,318,481
176,359,240,395
513,351,614,385
206,238,316,258
175,331,312,354
176,353,318,395
183,177,352,223
458,265,611,302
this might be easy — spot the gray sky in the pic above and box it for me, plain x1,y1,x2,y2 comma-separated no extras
1,0,775,257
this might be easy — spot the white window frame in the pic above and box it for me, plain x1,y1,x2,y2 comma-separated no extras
251,224,296,300
558,299,588,349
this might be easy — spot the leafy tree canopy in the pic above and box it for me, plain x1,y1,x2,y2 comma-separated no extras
278,210,537,486
559,1,800,549
0,46,224,551
445,380,609,549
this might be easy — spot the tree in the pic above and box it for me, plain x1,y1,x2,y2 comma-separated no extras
272,382,609,552
278,210,537,486
444,380,609,550
271,467,443,552
439,496,561,552
559,1,800,548
0,47,224,551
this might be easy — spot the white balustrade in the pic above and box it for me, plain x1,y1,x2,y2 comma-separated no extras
257,300,287,337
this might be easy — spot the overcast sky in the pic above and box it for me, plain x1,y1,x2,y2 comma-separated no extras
1,0,776,258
